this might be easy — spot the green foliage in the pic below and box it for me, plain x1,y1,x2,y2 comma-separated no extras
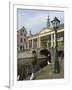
47,40,51,47
33,45,37,49
41,40,47,48
58,41,64,50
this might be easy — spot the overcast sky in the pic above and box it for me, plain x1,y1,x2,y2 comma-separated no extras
17,9,64,35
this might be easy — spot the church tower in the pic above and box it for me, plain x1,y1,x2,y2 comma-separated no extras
47,16,50,28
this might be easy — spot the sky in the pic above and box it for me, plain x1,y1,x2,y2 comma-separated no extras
17,9,64,35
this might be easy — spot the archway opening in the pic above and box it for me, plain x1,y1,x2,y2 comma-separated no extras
40,49,51,63
32,50,36,54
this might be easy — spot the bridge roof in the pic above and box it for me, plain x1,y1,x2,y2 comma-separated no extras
28,24,64,38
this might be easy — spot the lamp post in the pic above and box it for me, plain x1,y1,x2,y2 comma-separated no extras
51,16,60,73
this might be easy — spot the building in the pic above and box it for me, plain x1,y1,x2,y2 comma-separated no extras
27,24,64,50
17,26,27,52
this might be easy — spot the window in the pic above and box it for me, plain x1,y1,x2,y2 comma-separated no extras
23,46,24,51
21,38,23,42
61,32,64,37
20,46,22,50
57,33,60,38
57,32,64,38
24,38,26,42
24,34,26,36
23,30,24,32
20,32,23,36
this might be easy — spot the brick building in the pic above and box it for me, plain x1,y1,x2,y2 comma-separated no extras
17,26,27,52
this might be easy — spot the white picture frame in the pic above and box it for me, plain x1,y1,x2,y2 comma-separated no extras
9,1,70,88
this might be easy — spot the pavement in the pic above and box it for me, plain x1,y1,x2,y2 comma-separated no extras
34,60,64,80
22,59,64,80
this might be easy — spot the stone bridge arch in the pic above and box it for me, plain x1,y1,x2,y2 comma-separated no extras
31,48,51,63
31,48,51,55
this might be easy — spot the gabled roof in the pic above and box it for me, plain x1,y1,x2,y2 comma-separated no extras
39,28,52,34
17,26,27,34
39,24,64,34
27,24,64,38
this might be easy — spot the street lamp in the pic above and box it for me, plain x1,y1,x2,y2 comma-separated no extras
51,16,60,73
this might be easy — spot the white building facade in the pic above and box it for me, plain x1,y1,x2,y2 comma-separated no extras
27,24,64,50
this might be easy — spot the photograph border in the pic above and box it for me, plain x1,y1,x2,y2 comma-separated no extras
9,1,70,88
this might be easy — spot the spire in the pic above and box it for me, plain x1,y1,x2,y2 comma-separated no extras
47,16,50,28
29,30,32,36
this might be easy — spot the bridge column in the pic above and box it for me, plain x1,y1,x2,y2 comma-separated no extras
32,39,33,48
37,37,41,48
27,40,29,49
39,37,41,48
37,38,39,48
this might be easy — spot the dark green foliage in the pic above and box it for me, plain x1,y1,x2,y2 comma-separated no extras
41,40,47,48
